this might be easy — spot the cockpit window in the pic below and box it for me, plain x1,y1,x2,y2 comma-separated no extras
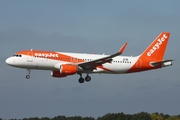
13,54,22,57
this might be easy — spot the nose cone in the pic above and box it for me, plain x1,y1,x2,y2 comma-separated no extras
5,57,13,65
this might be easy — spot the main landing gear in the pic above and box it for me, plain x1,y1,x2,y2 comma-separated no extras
78,74,91,83
26,69,31,79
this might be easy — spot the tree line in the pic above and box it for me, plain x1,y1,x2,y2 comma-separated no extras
2,112,180,120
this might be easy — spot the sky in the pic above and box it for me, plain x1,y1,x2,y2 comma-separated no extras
0,0,180,119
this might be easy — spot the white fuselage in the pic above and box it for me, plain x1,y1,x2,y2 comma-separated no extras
6,52,139,74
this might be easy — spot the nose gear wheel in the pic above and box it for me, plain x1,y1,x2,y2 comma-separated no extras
26,70,31,79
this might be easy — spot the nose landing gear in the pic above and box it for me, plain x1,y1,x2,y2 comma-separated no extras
26,70,31,79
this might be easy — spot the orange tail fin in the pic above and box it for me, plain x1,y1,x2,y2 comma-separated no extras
140,32,170,61
127,32,171,73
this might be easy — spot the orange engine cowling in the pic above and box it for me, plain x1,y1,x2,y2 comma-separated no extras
51,64,78,78
60,64,77,75
51,71,67,78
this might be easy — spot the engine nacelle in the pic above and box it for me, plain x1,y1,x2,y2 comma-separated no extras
51,71,67,78
60,64,78,75
51,64,79,78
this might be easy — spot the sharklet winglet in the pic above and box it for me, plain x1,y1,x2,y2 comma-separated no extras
119,42,128,54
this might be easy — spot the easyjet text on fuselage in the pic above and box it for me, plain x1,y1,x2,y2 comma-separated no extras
34,53,59,57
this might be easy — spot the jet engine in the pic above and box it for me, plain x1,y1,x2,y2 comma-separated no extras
51,64,79,78
51,71,67,78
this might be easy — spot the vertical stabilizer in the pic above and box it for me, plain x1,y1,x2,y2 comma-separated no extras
140,32,170,61
126,32,171,73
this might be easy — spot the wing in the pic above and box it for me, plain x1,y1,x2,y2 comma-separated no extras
78,42,128,69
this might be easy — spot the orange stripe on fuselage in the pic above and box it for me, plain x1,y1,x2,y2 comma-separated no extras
97,65,116,73
16,50,84,63
16,50,115,73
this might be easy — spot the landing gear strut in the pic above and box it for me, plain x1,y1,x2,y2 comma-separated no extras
78,73,84,83
26,70,31,79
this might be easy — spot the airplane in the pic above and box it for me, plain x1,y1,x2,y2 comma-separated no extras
5,32,173,83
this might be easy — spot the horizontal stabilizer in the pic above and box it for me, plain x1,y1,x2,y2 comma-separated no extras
151,60,173,67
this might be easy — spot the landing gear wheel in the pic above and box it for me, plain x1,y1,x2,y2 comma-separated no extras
85,75,91,82
26,75,30,79
26,69,31,79
78,77,84,83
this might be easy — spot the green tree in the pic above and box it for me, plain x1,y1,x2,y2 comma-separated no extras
97,112,130,120
41,117,50,120
82,117,95,120
159,113,170,119
150,113,163,120
24,117,40,120
97,113,116,120
165,116,180,120
131,112,151,120
66,116,82,120
51,115,66,120
176,115,180,119
22,118,28,120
